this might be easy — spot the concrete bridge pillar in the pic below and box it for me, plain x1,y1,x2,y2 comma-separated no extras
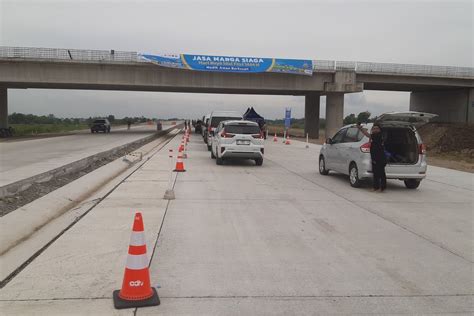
0,88,7,129
325,93,344,139
304,92,320,139
410,88,473,124
323,71,363,138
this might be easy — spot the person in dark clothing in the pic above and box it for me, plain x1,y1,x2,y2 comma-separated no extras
357,123,387,192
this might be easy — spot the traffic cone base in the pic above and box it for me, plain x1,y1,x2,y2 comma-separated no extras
113,288,160,309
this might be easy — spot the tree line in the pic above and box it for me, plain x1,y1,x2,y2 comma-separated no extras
267,111,375,129
343,111,375,125
8,113,157,125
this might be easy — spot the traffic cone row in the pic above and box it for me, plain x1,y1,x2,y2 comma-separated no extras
113,212,160,309
174,129,187,172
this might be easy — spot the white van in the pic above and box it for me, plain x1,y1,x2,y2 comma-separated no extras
206,111,243,150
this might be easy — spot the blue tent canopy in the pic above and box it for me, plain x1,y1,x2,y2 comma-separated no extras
243,107,265,126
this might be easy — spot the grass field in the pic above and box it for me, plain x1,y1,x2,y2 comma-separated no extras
10,124,89,136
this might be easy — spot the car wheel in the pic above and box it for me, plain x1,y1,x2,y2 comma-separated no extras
349,163,361,188
255,158,263,166
211,147,216,159
404,179,421,189
91,130,94,133
319,156,329,175
216,156,223,165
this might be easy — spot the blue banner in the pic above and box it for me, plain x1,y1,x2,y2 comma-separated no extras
139,53,313,76
284,108,292,129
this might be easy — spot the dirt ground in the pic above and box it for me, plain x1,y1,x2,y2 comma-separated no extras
268,123,474,173
418,123,474,173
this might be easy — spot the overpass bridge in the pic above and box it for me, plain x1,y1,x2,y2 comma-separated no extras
1,46,473,137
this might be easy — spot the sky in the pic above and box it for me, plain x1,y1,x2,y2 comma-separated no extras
1,0,472,119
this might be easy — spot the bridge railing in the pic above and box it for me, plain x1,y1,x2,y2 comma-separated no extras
1,46,473,79
0,46,139,63
313,59,473,78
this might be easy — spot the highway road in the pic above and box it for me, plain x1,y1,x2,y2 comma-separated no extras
0,124,169,188
0,132,472,315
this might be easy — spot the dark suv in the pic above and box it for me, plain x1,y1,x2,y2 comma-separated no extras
91,119,111,133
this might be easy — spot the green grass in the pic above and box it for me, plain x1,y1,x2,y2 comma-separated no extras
10,124,89,136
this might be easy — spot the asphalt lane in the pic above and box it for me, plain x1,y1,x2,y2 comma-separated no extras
0,133,472,315
0,124,165,187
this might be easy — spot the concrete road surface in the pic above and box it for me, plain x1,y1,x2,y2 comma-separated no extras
0,124,168,187
0,133,472,315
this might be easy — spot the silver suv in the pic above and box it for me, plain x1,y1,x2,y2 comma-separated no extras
319,112,437,189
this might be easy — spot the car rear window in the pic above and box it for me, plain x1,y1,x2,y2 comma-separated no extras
225,124,260,134
93,120,106,124
210,116,241,127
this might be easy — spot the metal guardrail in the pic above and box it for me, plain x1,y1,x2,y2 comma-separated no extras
1,46,473,79
0,47,139,63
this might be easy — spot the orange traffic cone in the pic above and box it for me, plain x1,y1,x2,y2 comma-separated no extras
178,141,185,152
174,153,186,172
273,133,278,142
113,212,160,309
182,142,188,159
285,135,291,145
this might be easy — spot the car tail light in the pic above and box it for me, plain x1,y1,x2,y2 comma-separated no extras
252,131,264,139
360,142,371,153
220,129,235,138
419,143,426,155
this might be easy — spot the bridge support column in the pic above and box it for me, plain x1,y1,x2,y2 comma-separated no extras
0,88,7,129
410,88,473,124
325,93,344,138
304,92,320,139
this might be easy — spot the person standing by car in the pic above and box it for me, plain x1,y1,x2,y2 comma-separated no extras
357,123,387,192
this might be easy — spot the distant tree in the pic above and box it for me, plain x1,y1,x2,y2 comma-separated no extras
357,111,371,123
343,114,357,125
107,115,115,123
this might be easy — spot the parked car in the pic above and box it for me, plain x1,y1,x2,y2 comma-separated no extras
318,111,437,189
210,120,264,166
206,111,243,150
90,119,111,133
202,114,210,142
